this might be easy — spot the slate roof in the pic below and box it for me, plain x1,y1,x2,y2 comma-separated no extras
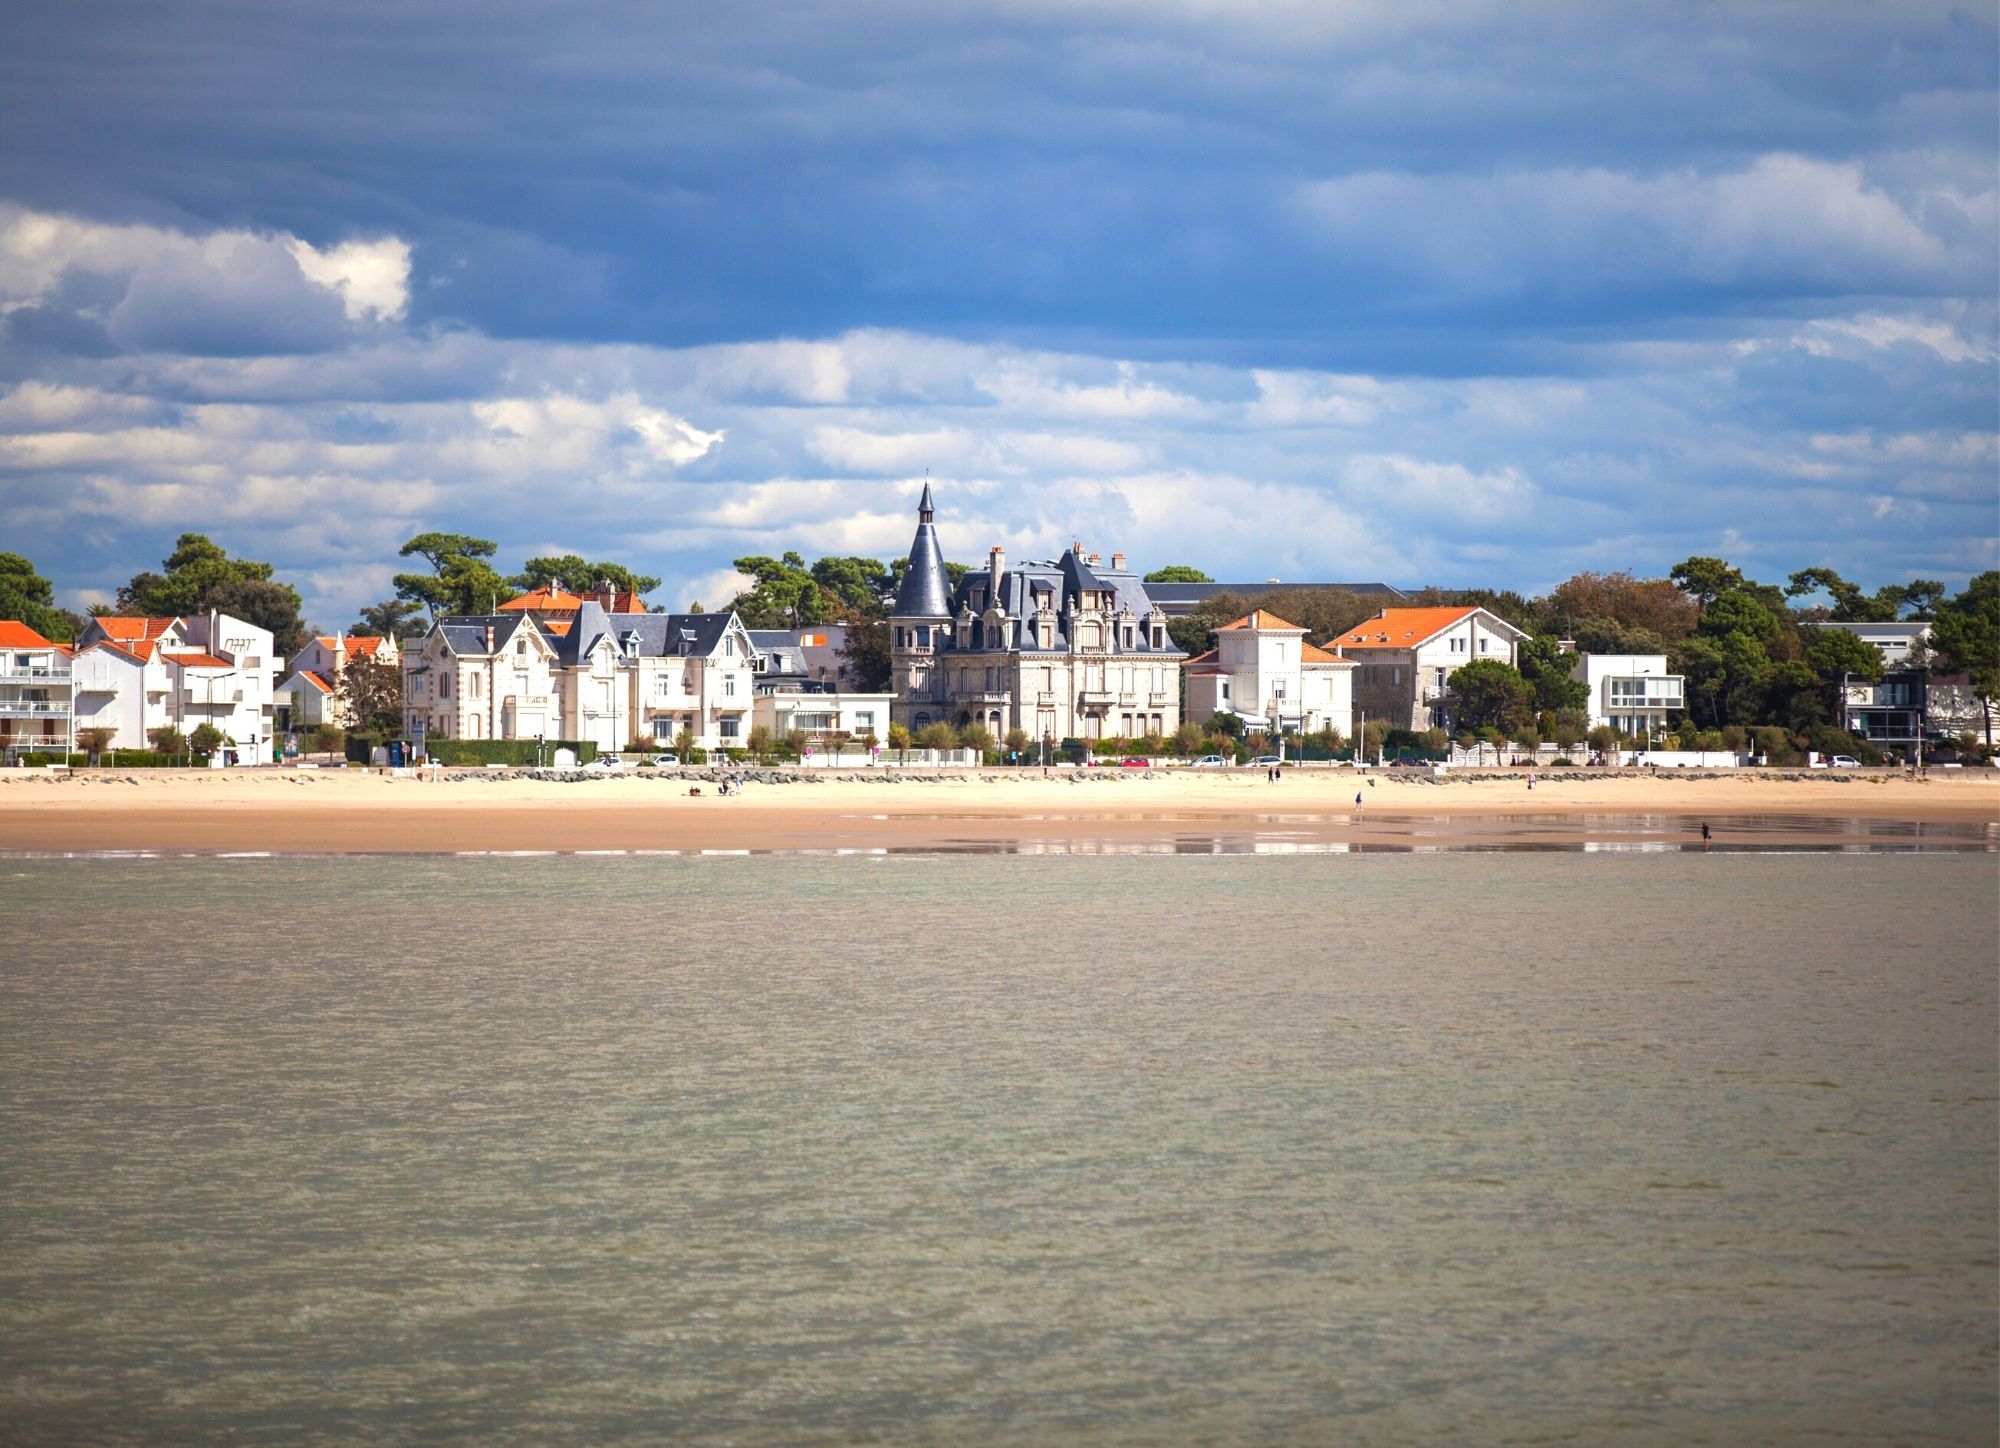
951,550,1182,656
892,482,953,618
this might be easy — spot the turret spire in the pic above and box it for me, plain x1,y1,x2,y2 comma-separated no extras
893,481,952,618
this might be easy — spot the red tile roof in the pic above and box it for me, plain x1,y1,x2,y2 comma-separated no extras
163,651,232,669
498,586,583,612
84,639,158,664
1217,609,1303,632
298,671,335,693
0,620,55,648
1328,606,1482,651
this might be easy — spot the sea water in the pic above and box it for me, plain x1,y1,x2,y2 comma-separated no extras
1,852,1994,1444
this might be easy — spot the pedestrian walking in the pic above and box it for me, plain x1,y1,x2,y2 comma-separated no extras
1701,821,1712,851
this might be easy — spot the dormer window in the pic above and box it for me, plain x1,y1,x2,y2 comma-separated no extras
622,631,641,659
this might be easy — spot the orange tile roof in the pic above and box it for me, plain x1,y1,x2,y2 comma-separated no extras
1328,606,1481,651
498,586,584,612
0,619,55,648
1217,609,1303,632
1300,642,1348,665
316,635,386,655
163,651,232,669
1179,648,1220,669
82,639,157,664
543,619,573,636
94,616,180,641
299,671,335,693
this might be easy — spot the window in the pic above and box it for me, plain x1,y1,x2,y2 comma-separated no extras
724,676,736,698
1480,638,1490,653
516,640,527,656
719,718,740,739
856,711,874,729
653,717,675,742
916,626,930,647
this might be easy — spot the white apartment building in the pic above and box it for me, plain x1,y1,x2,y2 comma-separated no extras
71,612,276,760
0,621,73,759
1182,609,1355,737
1330,605,1528,732
1568,651,1685,738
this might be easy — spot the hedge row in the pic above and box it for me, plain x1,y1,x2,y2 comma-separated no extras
14,750,183,767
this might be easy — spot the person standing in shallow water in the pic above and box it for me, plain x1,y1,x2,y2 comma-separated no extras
1701,822,1712,851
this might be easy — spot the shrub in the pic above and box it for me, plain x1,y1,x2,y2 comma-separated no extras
422,739,599,767
189,723,227,758
309,723,346,756
914,722,957,751
959,723,995,752
149,726,187,757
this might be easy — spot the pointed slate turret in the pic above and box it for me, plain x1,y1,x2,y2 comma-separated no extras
892,482,952,618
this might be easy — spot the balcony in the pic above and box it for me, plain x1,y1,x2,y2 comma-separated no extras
1078,689,1114,707
1148,692,1171,707
0,663,69,681
0,700,69,717
964,690,1010,703
1035,692,1058,707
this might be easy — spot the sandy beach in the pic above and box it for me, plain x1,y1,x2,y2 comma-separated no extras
1,764,1994,854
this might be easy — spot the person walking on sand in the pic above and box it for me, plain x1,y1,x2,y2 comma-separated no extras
1701,821,1712,851
1355,790,1364,812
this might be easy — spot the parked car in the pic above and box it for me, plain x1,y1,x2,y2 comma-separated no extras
1828,754,1861,768
1189,755,1228,768
1248,755,1283,767
1120,757,1150,768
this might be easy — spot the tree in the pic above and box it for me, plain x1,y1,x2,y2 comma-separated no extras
309,723,346,758
1516,633,1589,715
747,724,774,757
959,722,995,752
354,598,428,642
339,656,404,735
1804,627,1886,686
810,556,897,616
1446,659,1533,734
837,618,892,691
1172,721,1206,755
189,723,227,758
148,725,186,759
1669,557,1748,614
886,722,911,760
1143,565,1212,583
915,721,958,751
116,534,309,655
1543,570,1696,644
727,553,827,629
509,555,661,602
76,727,115,764
674,726,696,762
395,533,503,619
1004,728,1031,757
1932,571,2000,744
0,553,75,642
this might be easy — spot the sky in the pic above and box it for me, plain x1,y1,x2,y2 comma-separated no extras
0,0,1994,627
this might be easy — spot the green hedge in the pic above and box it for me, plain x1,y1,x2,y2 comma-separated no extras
421,738,599,767
14,750,183,767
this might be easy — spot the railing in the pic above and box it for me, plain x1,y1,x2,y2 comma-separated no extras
1035,692,1058,707
0,700,70,716
1148,692,1170,706
0,664,69,680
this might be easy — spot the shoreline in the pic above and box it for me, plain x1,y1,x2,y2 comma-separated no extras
2,767,1993,854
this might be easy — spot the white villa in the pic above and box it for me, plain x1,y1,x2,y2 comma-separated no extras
1181,609,1354,737
1329,605,1528,733
70,611,277,761
403,601,760,753
276,634,400,730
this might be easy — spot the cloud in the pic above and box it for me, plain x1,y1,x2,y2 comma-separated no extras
286,237,412,322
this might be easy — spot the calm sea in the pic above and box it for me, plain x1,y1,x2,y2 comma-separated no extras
2,852,1994,1445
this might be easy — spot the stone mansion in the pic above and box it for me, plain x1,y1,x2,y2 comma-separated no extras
889,485,1185,742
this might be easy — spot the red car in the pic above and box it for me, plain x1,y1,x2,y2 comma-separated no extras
1120,757,1150,768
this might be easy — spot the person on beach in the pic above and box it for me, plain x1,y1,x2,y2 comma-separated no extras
1354,790,1364,812
1701,821,1712,851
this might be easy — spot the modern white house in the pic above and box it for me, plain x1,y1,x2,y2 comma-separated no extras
1181,609,1355,737
1568,651,1685,738
70,612,276,761
0,621,74,759
1805,619,1986,748
1329,605,1528,732
749,629,894,747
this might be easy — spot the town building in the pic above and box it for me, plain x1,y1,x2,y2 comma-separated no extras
1328,605,1528,733
749,629,893,749
1567,651,1685,739
0,621,73,760
70,611,276,760
275,634,400,731
1806,619,1985,752
888,485,1184,742
1181,609,1354,737
402,602,759,753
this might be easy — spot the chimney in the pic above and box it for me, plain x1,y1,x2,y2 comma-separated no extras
1073,541,1084,556
1111,552,1125,570
1558,638,1577,654
484,625,495,653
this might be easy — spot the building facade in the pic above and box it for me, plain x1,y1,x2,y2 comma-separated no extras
749,630,893,748
1568,651,1685,738
276,634,400,731
1181,609,1354,737
1329,606,1528,733
71,612,275,760
0,621,73,759
888,485,1184,742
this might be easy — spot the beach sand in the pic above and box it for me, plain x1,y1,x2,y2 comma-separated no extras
1,765,1994,853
